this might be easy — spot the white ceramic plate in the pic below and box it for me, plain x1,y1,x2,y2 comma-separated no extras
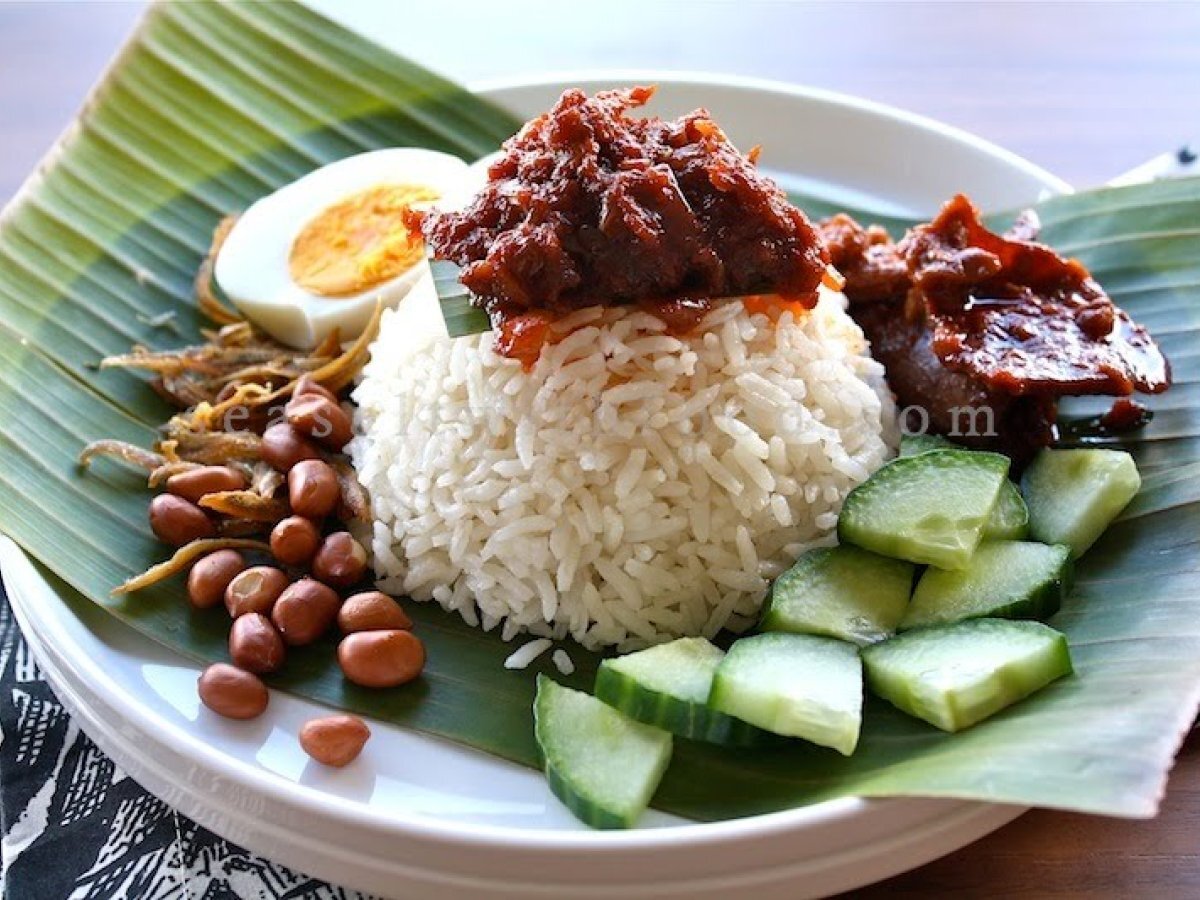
3,74,1067,899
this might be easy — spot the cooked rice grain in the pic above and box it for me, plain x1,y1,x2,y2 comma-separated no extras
352,292,896,651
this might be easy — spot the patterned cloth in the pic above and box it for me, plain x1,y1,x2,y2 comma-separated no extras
0,580,366,900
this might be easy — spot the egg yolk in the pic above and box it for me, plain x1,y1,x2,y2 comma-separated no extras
289,184,439,297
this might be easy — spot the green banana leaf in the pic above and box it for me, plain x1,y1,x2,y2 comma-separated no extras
0,0,1197,823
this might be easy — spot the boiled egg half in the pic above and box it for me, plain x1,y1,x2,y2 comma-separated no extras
214,148,471,348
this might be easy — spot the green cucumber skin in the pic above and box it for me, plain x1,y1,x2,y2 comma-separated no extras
541,760,629,830
760,545,915,646
593,663,776,748
1022,448,1142,558
533,676,672,830
900,541,1073,631
838,449,1010,570
863,619,1074,733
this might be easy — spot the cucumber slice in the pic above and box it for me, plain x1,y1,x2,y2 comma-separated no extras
709,633,862,755
900,540,1072,630
594,638,774,747
838,450,1010,570
534,675,672,829
1022,448,1141,558
899,433,958,456
983,481,1030,540
761,546,915,645
900,435,1028,540
863,618,1072,732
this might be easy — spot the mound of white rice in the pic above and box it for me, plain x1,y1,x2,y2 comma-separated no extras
351,291,897,651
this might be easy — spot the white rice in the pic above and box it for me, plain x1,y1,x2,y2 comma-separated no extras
552,648,575,676
351,290,897,652
503,637,553,670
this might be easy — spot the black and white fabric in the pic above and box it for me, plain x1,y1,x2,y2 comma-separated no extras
0,579,367,900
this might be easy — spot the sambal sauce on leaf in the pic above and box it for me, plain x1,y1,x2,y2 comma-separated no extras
824,195,1171,461
904,194,1170,397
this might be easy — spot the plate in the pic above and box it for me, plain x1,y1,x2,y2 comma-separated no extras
3,72,1064,898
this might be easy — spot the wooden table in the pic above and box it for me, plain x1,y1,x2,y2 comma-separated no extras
2,2,1198,896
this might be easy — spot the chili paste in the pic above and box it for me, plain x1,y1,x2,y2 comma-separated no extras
410,86,829,352
823,196,1171,459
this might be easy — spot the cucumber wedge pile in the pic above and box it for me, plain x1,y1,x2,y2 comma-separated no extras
532,439,1141,828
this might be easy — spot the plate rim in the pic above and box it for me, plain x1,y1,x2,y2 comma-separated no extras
468,68,1075,200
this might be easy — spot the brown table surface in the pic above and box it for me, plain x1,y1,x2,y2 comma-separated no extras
2,1,1198,896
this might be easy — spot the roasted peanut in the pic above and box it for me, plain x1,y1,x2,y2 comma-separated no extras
271,578,340,646
337,630,425,688
299,714,370,767
312,531,368,588
261,422,322,473
229,612,286,674
224,565,290,618
338,591,412,633
294,373,339,404
286,394,353,451
166,465,247,503
149,493,216,546
187,549,246,609
288,459,341,519
269,515,322,566
198,663,269,719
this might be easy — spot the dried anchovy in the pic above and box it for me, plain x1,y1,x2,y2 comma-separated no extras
105,334,307,410
78,440,166,473
186,303,380,424
161,429,264,464
112,537,270,595
306,329,343,361
195,215,243,326
206,363,300,391
333,459,370,522
306,302,382,395
248,462,284,498
207,321,256,347
146,460,202,489
151,376,211,410
195,383,276,432
101,345,228,377
101,300,379,418
198,491,288,522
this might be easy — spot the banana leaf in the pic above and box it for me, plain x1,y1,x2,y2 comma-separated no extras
0,0,1198,823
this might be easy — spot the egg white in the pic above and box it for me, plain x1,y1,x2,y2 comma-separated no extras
214,148,472,348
